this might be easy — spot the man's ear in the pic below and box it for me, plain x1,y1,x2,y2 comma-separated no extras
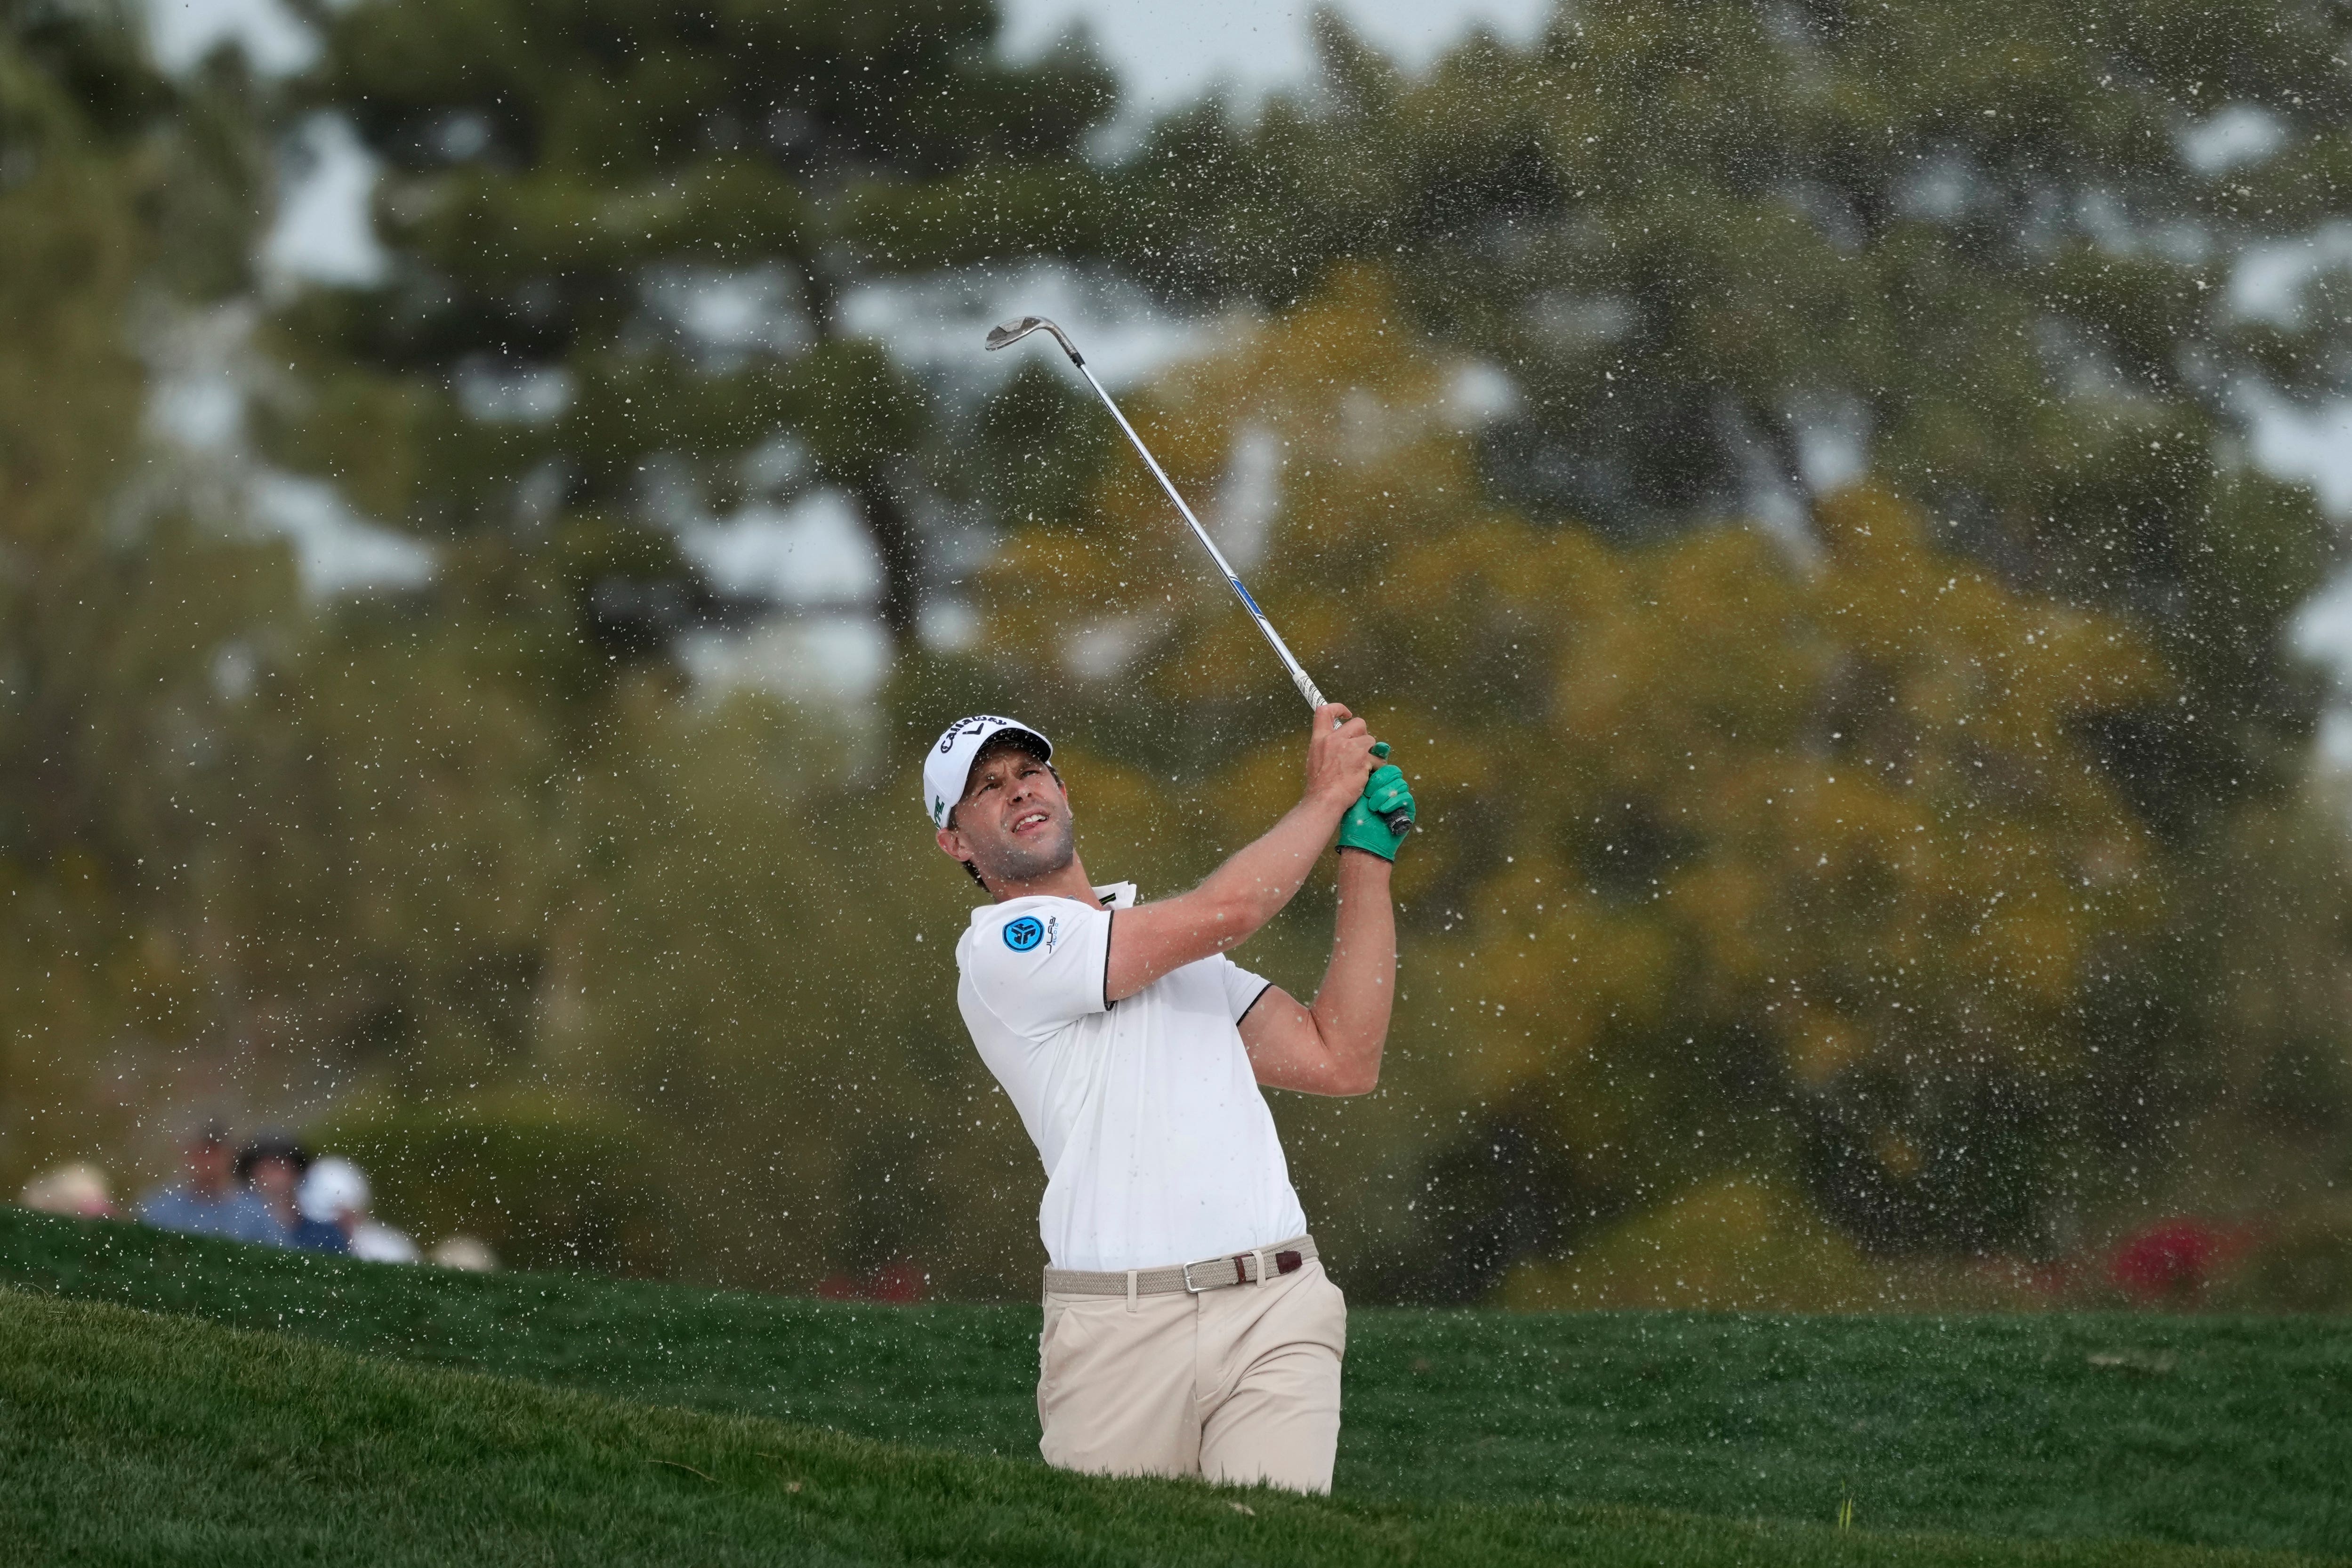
934,824,968,862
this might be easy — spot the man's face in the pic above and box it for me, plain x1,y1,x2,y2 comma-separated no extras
184,1139,231,1195
935,744,1075,888
250,1156,299,1210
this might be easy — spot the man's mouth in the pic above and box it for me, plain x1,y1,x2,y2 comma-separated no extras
1009,810,1050,836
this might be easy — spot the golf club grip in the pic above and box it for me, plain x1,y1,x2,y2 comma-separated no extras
1362,739,1412,837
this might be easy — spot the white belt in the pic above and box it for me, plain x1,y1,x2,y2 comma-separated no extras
1042,1233,1317,1298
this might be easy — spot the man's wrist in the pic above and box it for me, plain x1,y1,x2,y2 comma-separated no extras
1305,786,1358,820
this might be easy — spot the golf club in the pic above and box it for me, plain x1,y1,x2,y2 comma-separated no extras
986,314,1410,836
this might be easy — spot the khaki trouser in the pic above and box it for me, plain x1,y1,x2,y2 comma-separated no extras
1037,1256,1346,1493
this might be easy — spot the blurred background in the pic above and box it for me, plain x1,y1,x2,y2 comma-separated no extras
7,0,2352,1309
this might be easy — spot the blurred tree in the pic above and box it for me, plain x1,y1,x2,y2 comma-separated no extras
314,1090,674,1273
529,686,1051,1293
0,0,305,1184
1045,0,2346,824
266,0,1119,660
935,0,2352,1294
967,267,2320,1295
171,0,1130,1287
16,0,2349,1308
2147,780,2352,1215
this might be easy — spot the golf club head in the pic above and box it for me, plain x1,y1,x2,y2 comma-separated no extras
985,315,1083,364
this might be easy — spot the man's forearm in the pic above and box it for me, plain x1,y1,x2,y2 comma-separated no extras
1308,849,1396,1086
1193,791,1353,939
1108,708,1377,1002
1106,789,1353,999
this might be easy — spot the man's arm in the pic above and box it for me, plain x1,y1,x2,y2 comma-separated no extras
1238,849,1395,1095
1104,704,1376,1002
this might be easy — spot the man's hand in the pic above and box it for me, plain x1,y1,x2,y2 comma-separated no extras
1305,703,1380,813
1337,762,1414,860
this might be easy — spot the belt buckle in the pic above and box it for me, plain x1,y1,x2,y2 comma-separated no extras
1181,1255,1250,1293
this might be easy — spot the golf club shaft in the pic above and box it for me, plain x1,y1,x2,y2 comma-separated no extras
996,318,1408,836
1065,358,1327,714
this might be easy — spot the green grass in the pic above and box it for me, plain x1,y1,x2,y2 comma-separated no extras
4,1207,2348,1561
0,1287,2335,1568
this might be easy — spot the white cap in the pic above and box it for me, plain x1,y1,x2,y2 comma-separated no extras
298,1155,370,1223
923,715,1053,828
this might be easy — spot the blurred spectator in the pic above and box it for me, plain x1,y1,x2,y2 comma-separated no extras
140,1122,278,1244
429,1235,497,1271
298,1157,418,1263
19,1163,117,1218
236,1132,349,1254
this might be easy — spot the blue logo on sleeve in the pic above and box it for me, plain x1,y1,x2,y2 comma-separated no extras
1004,916,1044,952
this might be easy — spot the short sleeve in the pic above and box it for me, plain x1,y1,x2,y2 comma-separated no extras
1220,957,1274,1024
964,901,1113,1039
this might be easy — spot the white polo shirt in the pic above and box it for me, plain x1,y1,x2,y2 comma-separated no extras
954,881,1311,1272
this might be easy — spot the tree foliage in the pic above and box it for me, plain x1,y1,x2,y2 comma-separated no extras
1035,0,2349,827
8,0,2352,1304
269,0,1119,649
972,269,2310,1287
931,0,2352,1291
0,0,300,1173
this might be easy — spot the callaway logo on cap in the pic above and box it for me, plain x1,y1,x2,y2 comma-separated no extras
923,715,1054,828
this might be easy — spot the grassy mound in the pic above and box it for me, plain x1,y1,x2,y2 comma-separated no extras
0,1287,2332,1568
3,1207,2348,1558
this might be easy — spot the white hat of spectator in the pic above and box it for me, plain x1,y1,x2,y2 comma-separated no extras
298,1156,370,1223
20,1162,112,1217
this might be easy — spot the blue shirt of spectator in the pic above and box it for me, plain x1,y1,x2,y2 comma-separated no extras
139,1181,280,1245
139,1126,281,1246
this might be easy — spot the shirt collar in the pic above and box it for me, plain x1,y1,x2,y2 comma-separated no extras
968,880,1138,925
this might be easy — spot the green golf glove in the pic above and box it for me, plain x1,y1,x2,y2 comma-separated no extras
1337,744,1415,860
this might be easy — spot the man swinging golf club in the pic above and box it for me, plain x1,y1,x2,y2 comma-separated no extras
926,708,1413,1493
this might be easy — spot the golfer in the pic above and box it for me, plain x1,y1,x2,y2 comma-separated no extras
926,706,1413,1493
